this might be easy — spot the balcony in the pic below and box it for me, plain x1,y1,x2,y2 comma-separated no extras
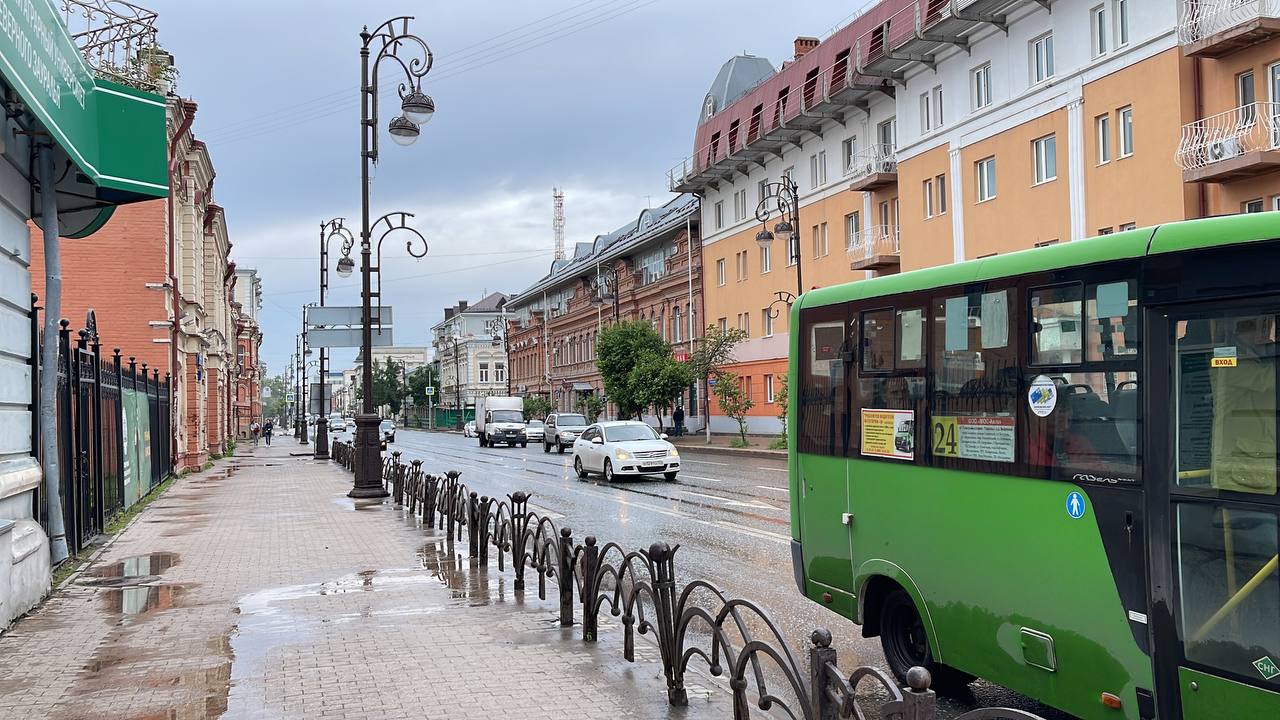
62,0,168,92
1178,102,1280,183
1178,0,1280,57
847,225,901,271
847,144,898,191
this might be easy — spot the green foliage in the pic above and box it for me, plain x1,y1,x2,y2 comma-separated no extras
596,320,671,418
405,365,438,406
731,436,752,448
523,395,552,421
576,394,605,423
688,324,748,423
769,436,788,450
262,375,289,421
713,371,754,444
774,374,789,442
629,352,693,430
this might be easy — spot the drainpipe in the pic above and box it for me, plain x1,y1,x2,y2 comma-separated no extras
36,142,68,564
167,101,195,470
1193,57,1207,218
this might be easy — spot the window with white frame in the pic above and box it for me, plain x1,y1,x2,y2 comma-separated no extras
782,165,794,182
877,118,897,150
1091,5,1109,58
717,317,728,333
920,91,932,132
737,312,750,336
1119,221,1136,231
932,85,944,128
936,173,947,214
924,178,935,217
1244,198,1265,213
976,156,997,202
811,222,828,258
672,307,682,343
765,374,776,403
1118,106,1133,156
732,188,745,221
1096,114,1112,164
1030,33,1055,84
1114,0,1129,46
757,178,767,204
1033,134,1057,184
495,362,506,383
760,243,772,274
714,200,724,229
842,137,857,174
637,246,666,284
716,258,726,286
740,250,751,280
845,211,861,247
479,362,490,383
810,151,827,188
972,63,992,110
762,309,773,338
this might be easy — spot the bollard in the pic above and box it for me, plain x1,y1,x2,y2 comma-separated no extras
808,629,840,720
424,474,438,529
557,527,574,627
467,492,479,558
901,667,936,720
581,536,599,642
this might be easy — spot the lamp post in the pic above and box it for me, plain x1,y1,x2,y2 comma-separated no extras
294,334,302,440
755,174,803,300
299,306,314,446
315,218,354,459
448,335,464,430
485,306,512,396
348,16,436,499
589,265,621,322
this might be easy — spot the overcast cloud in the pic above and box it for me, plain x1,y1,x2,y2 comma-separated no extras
145,0,862,374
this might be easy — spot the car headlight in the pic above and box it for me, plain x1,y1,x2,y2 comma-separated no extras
615,451,631,460
668,448,678,457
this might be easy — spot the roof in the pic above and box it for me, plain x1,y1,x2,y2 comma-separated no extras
511,194,699,305
461,292,510,314
801,212,1280,310
699,55,775,125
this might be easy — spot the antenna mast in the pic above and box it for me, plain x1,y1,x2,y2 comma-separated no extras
553,187,565,261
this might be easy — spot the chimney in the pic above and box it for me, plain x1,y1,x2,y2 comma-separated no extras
458,300,469,312
794,36,819,60
444,308,454,320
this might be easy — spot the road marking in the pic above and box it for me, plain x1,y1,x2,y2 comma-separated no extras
756,485,789,494
714,521,791,543
757,467,788,473
681,490,775,510
682,459,732,466
680,474,722,482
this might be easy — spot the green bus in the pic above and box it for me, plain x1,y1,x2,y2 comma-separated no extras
787,212,1280,720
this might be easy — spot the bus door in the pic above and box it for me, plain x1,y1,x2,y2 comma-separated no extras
1147,300,1280,719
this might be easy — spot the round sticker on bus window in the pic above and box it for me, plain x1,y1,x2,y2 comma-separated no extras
1028,375,1057,417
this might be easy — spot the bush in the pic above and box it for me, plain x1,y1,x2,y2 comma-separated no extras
730,436,751,448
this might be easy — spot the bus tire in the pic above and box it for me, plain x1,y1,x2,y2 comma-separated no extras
879,589,973,693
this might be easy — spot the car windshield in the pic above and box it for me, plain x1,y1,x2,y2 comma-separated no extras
557,414,587,426
491,410,523,423
604,424,659,442
379,421,393,428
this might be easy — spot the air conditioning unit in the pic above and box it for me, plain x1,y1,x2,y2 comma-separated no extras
1208,138,1242,162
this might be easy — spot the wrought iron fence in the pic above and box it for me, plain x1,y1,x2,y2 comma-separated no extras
330,442,1048,720
33,300,173,557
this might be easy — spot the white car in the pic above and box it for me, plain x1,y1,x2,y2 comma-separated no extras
327,413,346,432
463,420,476,438
524,419,545,442
573,421,679,482
379,419,396,443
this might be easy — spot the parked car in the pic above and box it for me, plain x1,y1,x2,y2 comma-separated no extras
523,419,544,443
572,421,679,482
327,412,347,432
543,412,589,454
379,419,396,443
463,420,476,438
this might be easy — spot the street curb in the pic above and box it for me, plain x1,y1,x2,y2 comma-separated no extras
675,443,788,460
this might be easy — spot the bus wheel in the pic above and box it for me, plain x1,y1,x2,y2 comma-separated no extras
879,589,973,693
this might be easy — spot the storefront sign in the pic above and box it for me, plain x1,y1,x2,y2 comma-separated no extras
861,408,914,460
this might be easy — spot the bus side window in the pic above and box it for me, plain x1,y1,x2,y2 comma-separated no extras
798,307,850,458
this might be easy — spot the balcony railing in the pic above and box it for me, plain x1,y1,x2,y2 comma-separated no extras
1177,102,1280,179
848,144,898,179
1178,0,1280,46
847,225,901,271
62,0,167,92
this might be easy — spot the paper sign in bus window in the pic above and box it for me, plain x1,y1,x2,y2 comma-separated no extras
931,415,1016,462
981,291,1009,348
899,308,923,362
1095,281,1130,319
861,409,914,460
945,296,969,351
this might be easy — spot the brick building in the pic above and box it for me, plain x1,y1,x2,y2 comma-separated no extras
232,267,264,439
507,195,702,424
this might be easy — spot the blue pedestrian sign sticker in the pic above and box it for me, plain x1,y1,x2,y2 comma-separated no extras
1066,491,1086,519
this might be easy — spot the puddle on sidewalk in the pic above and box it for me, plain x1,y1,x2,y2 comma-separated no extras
331,495,388,512
78,552,179,587
100,584,184,616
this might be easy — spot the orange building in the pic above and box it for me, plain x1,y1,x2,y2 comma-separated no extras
672,0,1280,434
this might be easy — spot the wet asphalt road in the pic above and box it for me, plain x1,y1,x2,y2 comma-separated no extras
337,427,1072,719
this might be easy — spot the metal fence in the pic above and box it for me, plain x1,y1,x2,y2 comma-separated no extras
34,301,173,557
331,442,1047,720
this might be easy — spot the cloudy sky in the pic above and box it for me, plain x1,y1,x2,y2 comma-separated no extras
146,0,862,375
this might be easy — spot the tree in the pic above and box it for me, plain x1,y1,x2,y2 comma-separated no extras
629,352,693,431
405,365,438,405
713,371,754,446
596,320,669,419
524,395,552,421
687,325,748,441
262,374,289,422
364,358,407,416
772,374,789,450
576,394,604,423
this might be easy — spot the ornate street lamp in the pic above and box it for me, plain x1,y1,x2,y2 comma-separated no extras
755,175,803,299
314,217,355,459
349,17,435,498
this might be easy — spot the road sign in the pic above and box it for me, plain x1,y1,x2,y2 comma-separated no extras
306,306,393,327
1066,491,1086,519
308,327,394,348
707,377,717,386
425,386,436,397
308,382,331,415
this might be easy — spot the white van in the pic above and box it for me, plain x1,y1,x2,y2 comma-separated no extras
477,396,526,447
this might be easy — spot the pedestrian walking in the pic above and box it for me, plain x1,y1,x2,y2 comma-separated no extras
263,420,274,446
673,406,684,437
251,421,261,447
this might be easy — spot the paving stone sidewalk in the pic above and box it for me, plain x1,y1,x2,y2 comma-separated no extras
0,440,747,720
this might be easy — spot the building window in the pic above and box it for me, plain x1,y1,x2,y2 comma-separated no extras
920,91,932,132
1098,227,1114,235
1096,114,1112,164
845,211,861,248
877,118,897,151
760,243,772,274
737,312,750,337
932,85,944,128
757,178,768,204
745,375,753,403
717,258,726,286
936,173,947,214
717,317,728,333
479,362,490,383
1244,198,1265,213
810,151,827,188
1033,134,1057,184
1091,5,1109,57
924,178,935,217
975,156,997,202
672,307,682,343
1119,222,1137,230
842,137,857,174
811,222,828,258
1114,0,1129,46
733,188,748,221
736,250,748,281
1118,106,1133,157
765,374,776,403
971,63,992,110
1238,70,1256,123
1030,32,1055,84
782,165,794,182
714,201,724,229
762,309,773,338
495,362,506,383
